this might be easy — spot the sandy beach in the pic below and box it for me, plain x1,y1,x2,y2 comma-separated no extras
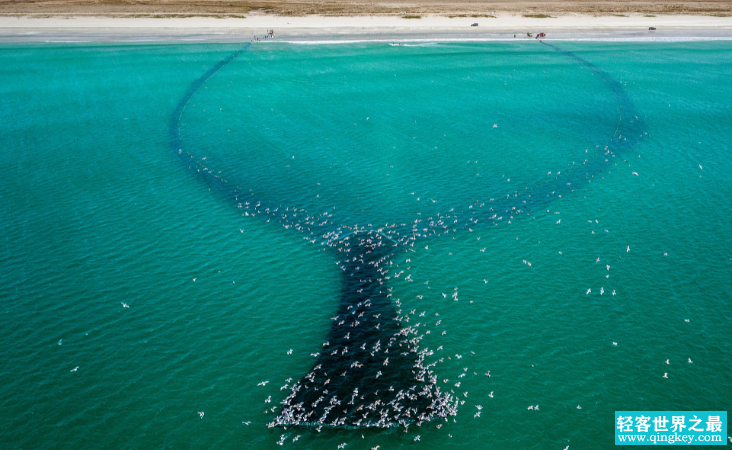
2,14,732,42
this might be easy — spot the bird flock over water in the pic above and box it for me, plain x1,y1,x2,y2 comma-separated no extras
149,40,714,447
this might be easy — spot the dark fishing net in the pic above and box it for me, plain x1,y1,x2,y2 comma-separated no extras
169,40,644,430
270,231,457,429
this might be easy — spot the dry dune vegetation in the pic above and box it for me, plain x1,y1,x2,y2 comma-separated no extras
1,0,730,18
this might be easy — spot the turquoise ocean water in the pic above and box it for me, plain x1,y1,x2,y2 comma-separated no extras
0,40,730,449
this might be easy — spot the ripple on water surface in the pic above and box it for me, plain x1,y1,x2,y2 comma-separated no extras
0,41,730,449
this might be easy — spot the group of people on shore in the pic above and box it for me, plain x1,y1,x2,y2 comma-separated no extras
252,29,275,41
514,32,547,39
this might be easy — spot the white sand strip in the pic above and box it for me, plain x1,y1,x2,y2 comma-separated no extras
1,14,731,41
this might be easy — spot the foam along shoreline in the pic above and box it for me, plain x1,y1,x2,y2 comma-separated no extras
1,14,732,43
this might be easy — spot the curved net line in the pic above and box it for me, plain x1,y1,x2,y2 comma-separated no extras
169,41,645,430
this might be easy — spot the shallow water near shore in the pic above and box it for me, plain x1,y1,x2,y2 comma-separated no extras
0,40,731,449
